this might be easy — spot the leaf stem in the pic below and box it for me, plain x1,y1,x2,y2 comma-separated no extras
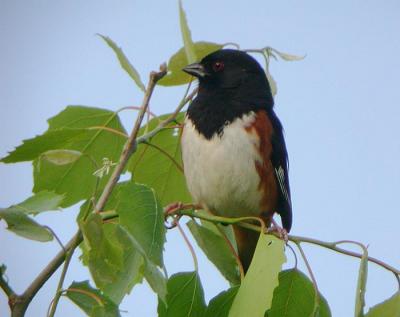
88,126,128,138
117,106,157,118
214,224,244,280
176,221,198,271
294,242,320,315
334,241,368,317
43,226,66,253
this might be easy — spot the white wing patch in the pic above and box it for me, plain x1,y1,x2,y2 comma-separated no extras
275,166,291,206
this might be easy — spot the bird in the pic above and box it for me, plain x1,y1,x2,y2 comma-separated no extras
180,49,292,272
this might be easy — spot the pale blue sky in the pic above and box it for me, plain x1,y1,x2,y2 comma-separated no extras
1,1,400,316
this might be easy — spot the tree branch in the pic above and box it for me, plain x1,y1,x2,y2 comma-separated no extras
9,231,82,317
7,65,167,317
136,85,198,144
0,270,15,298
94,65,167,213
169,208,400,278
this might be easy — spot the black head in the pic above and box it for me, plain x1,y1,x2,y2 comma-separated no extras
183,49,271,94
183,49,274,139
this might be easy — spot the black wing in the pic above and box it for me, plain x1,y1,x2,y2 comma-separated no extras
268,109,292,232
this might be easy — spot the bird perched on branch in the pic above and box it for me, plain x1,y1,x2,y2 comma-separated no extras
181,49,292,272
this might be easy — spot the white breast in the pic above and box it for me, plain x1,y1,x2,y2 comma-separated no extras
181,112,263,217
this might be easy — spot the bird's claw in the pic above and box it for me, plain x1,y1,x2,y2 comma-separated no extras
164,202,185,229
164,202,184,217
268,219,289,243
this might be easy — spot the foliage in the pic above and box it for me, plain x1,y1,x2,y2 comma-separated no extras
0,2,398,317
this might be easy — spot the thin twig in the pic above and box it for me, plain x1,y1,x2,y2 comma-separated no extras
176,221,198,271
334,240,368,317
47,247,76,317
9,230,82,317
0,271,15,298
170,208,400,278
289,235,400,276
394,273,400,290
223,42,241,49
43,226,66,253
295,242,320,315
214,224,244,280
286,243,298,269
117,106,157,118
136,85,197,144
94,65,167,213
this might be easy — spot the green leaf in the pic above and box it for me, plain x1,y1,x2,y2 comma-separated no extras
128,112,191,205
229,234,286,317
0,208,53,242
266,269,331,317
159,271,206,317
158,298,167,317
65,280,121,317
8,191,64,215
178,0,196,64
144,260,167,303
116,182,166,267
33,106,127,207
158,42,223,86
99,34,146,92
79,183,168,302
0,128,89,163
80,214,143,304
365,292,400,317
41,149,82,165
205,286,239,317
187,220,240,284
355,246,368,317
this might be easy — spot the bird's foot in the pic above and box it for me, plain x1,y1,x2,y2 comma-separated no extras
164,202,202,229
268,219,288,243
164,202,185,217
164,202,202,216
164,202,184,229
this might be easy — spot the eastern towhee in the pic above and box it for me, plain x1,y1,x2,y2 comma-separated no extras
181,49,292,272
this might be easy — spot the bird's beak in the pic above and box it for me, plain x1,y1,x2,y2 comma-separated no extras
182,62,208,78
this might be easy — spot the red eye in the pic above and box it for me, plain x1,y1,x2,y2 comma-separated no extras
212,61,224,72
